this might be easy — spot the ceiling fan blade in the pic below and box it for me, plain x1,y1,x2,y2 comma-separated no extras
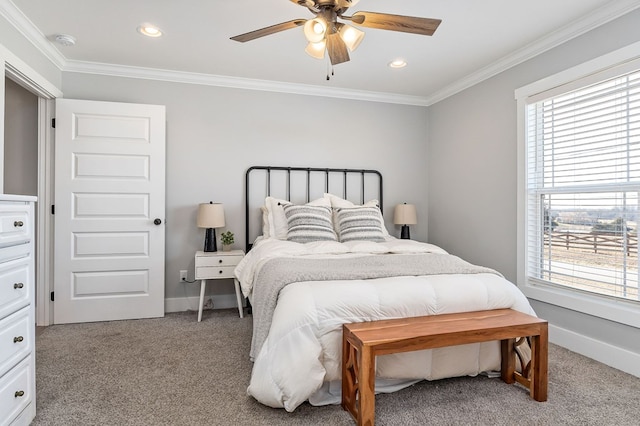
326,32,350,65
230,19,306,43
351,11,441,36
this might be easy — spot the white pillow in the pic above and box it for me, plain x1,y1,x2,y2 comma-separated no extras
323,193,390,237
264,196,330,239
264,197,291,239
258,206,269,238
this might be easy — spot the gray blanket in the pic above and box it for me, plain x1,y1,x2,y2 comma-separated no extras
250,253,502,360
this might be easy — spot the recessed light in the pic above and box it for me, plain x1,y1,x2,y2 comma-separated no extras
388,59,407,69
137,24,163,38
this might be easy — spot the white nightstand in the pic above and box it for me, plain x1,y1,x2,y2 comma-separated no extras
195,250,245,321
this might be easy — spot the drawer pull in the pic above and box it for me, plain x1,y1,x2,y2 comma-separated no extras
14,282,24,289
15,390,25,398
14,336,24,343
14,220,24,227
219,270,223,274
219,259,223,264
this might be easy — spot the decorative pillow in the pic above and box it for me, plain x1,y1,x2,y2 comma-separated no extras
335,206,385,242
265,196,330,239
324,193,390,237
283,204,337,243
260,206,270,238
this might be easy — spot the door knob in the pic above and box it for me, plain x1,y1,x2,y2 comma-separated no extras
154,218,162,225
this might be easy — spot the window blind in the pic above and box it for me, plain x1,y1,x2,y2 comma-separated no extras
526,67,640,302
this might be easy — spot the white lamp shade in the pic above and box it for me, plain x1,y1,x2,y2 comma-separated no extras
304,18,327,43
197,202,225,228
305,40,326,59
338,24,364,52
394,203,417,225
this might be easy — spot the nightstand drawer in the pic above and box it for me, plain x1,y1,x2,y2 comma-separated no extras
195,255,243,268
195,266,236,279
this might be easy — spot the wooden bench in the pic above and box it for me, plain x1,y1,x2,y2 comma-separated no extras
341,309,548,426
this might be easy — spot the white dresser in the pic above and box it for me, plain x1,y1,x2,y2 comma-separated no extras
0,195,36,426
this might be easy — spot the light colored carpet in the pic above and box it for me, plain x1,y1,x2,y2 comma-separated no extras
33,309,640,425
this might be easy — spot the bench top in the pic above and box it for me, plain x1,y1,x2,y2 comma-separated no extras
343,309,547,352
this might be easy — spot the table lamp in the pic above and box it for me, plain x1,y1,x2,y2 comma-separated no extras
394,203,417,239
197,202,225,252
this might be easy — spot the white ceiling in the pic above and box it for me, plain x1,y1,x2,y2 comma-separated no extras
4,0,640,104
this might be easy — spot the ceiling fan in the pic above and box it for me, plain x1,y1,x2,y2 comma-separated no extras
230,0,442,66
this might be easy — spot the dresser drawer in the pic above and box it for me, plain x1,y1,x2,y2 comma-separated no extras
195,265,236,280
0,254,31,322
0,355,33,426
0,307,32,378
0,204,31,249
195,255,243,268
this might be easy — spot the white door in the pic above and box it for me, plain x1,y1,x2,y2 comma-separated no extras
53,99,166,324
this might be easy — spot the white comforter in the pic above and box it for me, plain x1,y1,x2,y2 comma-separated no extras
236,238,535,412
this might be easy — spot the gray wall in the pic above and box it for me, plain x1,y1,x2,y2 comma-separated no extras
4,77,38,196
427,10,640,353
61,72,428,300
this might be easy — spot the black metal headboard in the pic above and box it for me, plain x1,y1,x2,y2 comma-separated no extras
245,166,383,251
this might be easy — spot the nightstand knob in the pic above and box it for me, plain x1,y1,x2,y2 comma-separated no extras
14,220,24,227
219,259,223,264
14,336,24,343
15,390,25,398
14,282,24,289
219,270,223,274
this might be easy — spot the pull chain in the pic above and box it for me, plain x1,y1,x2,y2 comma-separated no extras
326,62,335,81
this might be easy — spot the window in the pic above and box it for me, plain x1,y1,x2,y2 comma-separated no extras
517,43,640,326
526,68,640,303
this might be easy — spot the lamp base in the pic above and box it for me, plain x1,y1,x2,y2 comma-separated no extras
400,225,411,240
204,228,217,252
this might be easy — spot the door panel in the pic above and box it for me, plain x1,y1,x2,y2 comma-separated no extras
54,99,165,324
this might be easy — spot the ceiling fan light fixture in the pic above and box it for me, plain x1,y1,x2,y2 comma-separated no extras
303,18,327,43
338,24,364,52
305,40,326,59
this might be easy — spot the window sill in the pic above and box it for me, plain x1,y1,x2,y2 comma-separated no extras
521,278,640,329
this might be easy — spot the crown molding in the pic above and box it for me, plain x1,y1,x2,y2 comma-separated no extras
63,60,431,106
0,0,66,70
425,0,640,106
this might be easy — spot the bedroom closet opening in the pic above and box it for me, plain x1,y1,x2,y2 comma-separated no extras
3,68,57,327
4,76,38,196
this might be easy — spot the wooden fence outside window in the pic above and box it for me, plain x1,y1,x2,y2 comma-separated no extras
545,231,638,256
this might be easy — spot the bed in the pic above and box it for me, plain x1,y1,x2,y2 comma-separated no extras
237,166,536,412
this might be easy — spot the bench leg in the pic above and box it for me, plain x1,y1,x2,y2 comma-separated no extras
531,325,548,402
342,330,358,419
342,335,376,426
357,345,376,426
500,338,516,384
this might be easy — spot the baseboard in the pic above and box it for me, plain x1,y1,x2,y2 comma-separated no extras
550,324,640,378
164,294,242,314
